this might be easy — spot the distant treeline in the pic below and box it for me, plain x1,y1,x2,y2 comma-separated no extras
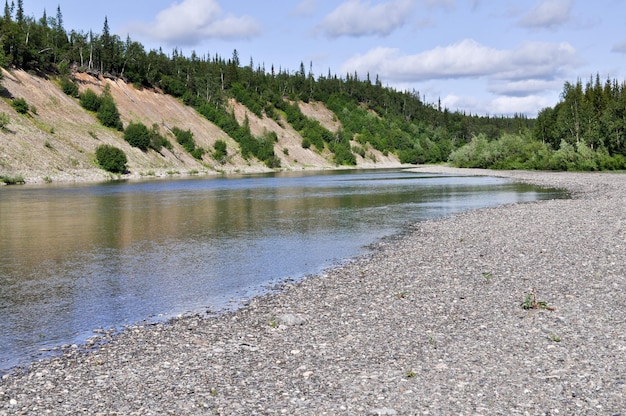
1,1,624,170
449,76,626,170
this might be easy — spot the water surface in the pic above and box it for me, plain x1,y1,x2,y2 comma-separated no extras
0,169,565,371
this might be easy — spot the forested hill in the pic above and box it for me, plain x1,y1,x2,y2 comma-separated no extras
1,3,625,183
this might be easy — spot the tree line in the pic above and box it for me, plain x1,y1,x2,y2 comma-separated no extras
2,1,624,171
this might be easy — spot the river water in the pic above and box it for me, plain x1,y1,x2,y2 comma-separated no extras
0,169,565,371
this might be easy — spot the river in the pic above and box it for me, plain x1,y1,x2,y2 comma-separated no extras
0,169,565,372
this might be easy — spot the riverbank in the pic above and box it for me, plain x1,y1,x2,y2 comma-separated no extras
1,167,625,415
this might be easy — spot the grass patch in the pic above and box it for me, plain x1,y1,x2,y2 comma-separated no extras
0,174,26,185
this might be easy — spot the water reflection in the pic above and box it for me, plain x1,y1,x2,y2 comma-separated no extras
0,170,565,371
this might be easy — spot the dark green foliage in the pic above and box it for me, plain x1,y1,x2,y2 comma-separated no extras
284,102,333,151
11,97,29,114
534,75,626,160
171,127,204,160
124,122,151,150
172,127,196,153
213,139,228,161
149,124,171,152
97,94,123,130
161,75,187,97
95,144,127,173
231,83,264,117
190,148,206,160
328,129,356,166
79,89,102,112
60,77,79,97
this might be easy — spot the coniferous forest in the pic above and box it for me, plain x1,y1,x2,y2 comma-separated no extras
1,1,626,171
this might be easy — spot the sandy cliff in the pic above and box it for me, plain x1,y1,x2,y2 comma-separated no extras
0,69,401,184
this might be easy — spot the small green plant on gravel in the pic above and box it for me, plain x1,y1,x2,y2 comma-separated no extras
482,272,493,282
405,369,417,378
395,290,409,299
268,317,278,328
520,288,555,311
549,333,562,342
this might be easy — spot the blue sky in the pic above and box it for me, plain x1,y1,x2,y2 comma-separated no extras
20,0,626,116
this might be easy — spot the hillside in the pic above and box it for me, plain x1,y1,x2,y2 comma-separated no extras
0,69,403,184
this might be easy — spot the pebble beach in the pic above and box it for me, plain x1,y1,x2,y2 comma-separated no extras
1,167,625,415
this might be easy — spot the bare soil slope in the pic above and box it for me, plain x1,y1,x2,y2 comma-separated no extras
0,69,401,183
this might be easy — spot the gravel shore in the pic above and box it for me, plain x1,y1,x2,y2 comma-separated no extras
1,168,625,415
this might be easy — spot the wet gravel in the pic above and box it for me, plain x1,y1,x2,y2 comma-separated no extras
1,168,625,415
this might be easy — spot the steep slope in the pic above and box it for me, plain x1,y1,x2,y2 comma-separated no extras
0,69,401,184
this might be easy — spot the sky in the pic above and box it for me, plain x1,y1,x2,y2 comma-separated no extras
20,0,626,117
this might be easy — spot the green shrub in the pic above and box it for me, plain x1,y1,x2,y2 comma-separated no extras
79,89,101,111
213,139,228,160
97,95,123,130
95,145,127,173
0,112,9,129
61,77,79,97
149,124,171,152
0,174,25,185
11,97,29,114
124,122,151,150
172,127,196,153
190,147,206,160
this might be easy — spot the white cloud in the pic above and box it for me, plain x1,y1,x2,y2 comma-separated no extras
488,95,551,116
517,0,573,30
292,0,319,17
441,94,480,113
126,0,261,45
442,94,551,116
612,41,626,54
319,0,415,38
341,39,580,83
422,0,455,10
488,79,561,96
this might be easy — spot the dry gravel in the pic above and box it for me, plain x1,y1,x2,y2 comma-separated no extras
1,167,625,415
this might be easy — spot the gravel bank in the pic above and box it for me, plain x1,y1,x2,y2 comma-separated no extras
1,168,625,415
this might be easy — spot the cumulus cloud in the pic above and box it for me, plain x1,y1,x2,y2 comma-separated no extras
441,94,550,116
517,0,573,30
319,0,415,38
340,39,580,84
488,79,561,97
488,95,551,116
126,0,261,46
